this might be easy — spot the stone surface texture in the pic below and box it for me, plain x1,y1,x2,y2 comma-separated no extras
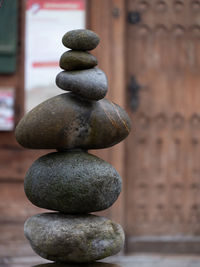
62,29,100,50
24,213,125,263
15,93,131,150
59,50,98,71
14,28,131,264
56,68,108,100
24,151,122,213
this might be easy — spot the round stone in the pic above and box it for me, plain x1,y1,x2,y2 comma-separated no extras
15,93,131,150
62,29,100,51
24,151,122,214
59,50,98,71
56,68,108,100
24,213,125,263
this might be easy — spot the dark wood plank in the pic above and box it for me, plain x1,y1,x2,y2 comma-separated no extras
0,182,48,223
0,148,53,180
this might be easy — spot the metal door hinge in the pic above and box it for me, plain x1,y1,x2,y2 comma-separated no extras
127,11,141,24
128,76,141,112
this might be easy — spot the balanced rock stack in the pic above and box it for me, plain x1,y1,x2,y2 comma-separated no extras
15,29,131,263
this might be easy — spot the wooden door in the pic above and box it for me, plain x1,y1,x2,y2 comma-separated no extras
125,0,200,252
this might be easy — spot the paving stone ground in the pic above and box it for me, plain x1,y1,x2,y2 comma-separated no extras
106,254,200,267
1,254,200,267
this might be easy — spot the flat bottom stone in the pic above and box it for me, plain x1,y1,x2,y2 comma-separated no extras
24,213,125,263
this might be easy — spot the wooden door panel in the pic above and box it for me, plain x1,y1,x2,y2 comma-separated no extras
0,182,47,223
126,0,200,244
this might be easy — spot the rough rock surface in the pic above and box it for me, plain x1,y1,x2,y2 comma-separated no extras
24,151,122,213
24,213,125,263
15,93,131,150
62,29,100,50
59,50,97,71
56,68,107,100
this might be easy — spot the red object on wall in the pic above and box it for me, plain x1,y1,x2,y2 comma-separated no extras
27,0,85,11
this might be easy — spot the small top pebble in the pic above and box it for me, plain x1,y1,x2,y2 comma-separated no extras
59,50,98,71
62,29,100,51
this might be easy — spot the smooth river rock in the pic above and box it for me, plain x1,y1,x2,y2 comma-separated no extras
24,151,122,213
59,50,98,71
15,93,131,150
62,29,100,51
56,68,107,100
24,213,125,263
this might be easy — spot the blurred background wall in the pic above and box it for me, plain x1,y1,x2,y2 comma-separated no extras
1,0,200,258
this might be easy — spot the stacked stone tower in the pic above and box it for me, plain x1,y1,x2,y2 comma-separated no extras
15,29,131,263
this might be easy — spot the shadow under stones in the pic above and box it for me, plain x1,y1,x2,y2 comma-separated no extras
32,262,121,267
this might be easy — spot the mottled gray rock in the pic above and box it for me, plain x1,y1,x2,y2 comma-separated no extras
60,50,97,71
24,151,121,213
24,213,125,263
62,29,100,51
15,93,131,150
56,68,107,100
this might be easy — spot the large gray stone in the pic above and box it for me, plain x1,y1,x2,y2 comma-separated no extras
24,213,125,263
56,68,107,100
59,50,98,71
62,29,100,51
24,151,121,213
15,93,131,150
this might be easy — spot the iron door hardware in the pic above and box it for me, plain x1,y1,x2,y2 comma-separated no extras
127,11,141,24
128,76,141,112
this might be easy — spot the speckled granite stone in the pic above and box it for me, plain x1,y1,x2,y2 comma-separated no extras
24,151,122,213
62,29,100,51
24,213,125,263
56,68,107,100
59,50,97,71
